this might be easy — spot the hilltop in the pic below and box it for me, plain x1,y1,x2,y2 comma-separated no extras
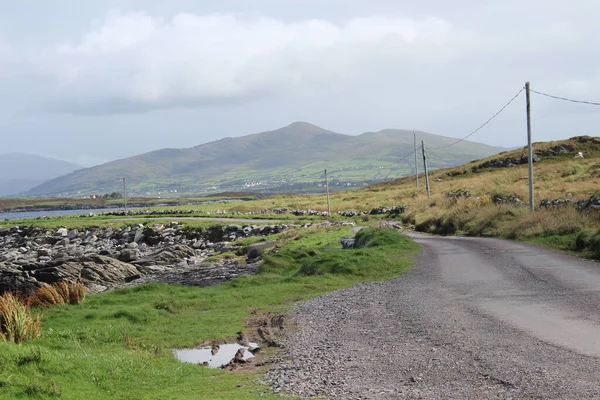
25,122,505,197
0,154,80,196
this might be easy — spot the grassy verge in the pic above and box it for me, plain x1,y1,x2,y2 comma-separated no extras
0,227,418,399
401,198,600,259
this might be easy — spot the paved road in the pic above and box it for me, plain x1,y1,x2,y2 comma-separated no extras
270,233,600,399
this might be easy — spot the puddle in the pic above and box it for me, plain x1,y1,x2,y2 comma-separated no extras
173,343,259,368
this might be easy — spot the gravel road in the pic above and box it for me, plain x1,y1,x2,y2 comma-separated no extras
269,233,600,399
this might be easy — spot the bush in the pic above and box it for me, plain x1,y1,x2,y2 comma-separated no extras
0,292,42,344
354,228,407,248
575,228,597,250
575,228,600,258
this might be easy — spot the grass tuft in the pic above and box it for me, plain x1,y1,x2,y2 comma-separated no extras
28,285,65,308
28,281,86,308
0,292,42,344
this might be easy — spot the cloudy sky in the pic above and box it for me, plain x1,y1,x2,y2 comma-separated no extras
0,0,598,166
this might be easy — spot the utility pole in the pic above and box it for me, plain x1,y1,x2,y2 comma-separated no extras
421,140,431,200
525,82,534,212
122,177,128,215
325,169,331,216
414,132,419,188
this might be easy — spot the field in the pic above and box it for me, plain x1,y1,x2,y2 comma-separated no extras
0,227,418,399
5,137,600,255
2,135,600,398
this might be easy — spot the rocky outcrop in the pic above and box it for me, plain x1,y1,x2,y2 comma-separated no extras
493,195,523,206
539,195,600,211
577,195,600,211
0,222,317,294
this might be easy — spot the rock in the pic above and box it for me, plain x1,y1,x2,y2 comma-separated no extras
133,229,144,243
0,269,41,293
341,237,355,249
232,348,247,364
247,247,263,261
29,254,141,293
118,249,140,262
0,221,345,294
55,228,68,237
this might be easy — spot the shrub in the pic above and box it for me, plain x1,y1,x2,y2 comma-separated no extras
575,228,600,258
575,228,596,250
0,292,42,344
354,228,407,248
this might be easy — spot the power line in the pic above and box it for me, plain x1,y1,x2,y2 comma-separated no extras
432,87,525,150
394,146,422,165
529,89,600,106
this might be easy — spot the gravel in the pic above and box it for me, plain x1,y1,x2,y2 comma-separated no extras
269,233,600,399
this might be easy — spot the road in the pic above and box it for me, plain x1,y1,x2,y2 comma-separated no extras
270,233,600,399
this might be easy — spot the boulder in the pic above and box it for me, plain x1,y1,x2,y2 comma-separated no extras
118,249,140,262
30,255,141,293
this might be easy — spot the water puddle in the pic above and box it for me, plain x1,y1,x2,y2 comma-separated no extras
173,343,259,368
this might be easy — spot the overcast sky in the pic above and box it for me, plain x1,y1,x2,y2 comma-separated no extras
0,0,598,166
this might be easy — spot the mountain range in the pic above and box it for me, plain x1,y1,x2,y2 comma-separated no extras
25,122,506,197
0,154,81,197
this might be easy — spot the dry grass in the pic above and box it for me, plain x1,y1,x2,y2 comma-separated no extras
0,292,42,344
27,285,65,308
54,281,86,305
28,281,86,308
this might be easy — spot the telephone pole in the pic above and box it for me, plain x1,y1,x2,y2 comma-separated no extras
122,177,128,215
525,82,534,212
324,169,331,216
421,140,431,200
414,132,419,188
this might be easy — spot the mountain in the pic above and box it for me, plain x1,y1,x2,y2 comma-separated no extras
26,122,507,196
0,154,81,196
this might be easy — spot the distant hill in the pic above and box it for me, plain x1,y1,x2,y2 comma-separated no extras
0,154,81,196
26,122,506,196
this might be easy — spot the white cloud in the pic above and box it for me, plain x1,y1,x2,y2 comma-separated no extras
37,11,463,113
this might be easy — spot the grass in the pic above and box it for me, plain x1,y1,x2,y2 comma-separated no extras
28,282,86,308
0,293,42,344
0,226,418,399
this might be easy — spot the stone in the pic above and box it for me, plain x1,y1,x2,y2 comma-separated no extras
133,229,144,243
118,249,140,262
55,228,68,237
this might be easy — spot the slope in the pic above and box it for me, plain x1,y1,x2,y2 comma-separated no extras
26,122,505,197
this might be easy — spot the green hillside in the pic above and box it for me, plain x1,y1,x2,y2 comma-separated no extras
26,122,506,197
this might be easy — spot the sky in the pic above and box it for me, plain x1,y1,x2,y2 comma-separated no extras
0,0,598,167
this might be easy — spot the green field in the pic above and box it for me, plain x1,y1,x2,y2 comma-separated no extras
0,227,418,399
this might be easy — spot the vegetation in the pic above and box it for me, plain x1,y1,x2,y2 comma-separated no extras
28,282,86,308
0,293,42,344
0,226,418,399
25,122,503,197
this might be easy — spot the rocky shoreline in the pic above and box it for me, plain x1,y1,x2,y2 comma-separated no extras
0,221,347,294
